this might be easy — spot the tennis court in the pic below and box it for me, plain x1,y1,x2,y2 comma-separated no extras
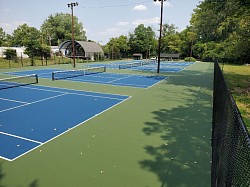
86,60,195,72
0,61,213,187
5,68,166,88
0,84,129,161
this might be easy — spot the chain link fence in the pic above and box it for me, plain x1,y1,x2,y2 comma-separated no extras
211,61,250,186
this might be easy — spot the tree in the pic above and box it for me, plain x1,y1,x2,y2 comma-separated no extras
161,34,182,53
24,40,40,66
190,0,250,64
4,49,17,67
104,36,128,60
0,27,12,47
40,13,87,46
161,23,182,54
10,24,41,66
11,24,41,47
128,24,156,58
0,28,6,46
38,44,51,65
116,35,130,58
162,23,178,37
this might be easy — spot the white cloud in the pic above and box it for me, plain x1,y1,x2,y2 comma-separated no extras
99,27,128,36
133,5,147,11
0,21,28,34
117,22,130,26
132,17,160,26
153,1,172,8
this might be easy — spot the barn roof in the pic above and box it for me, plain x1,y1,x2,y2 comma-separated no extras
59,40,103,53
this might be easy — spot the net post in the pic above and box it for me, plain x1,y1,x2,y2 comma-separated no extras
35,74,38,84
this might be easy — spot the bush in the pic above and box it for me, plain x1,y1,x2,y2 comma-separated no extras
4,49,17,60
184,57,196,62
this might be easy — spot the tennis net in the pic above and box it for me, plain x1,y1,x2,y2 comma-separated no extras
118,60,153,69
119,62,142,69
0,74,38,90
141,61,151,65
52,66,106,80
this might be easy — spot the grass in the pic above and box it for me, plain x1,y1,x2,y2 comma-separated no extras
0,57,116,69
222,63,250,130
0,56,77,69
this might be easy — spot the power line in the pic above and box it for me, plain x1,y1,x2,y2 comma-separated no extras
79,1,152,9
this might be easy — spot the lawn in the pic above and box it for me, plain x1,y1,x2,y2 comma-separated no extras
0,56,72,68
222,63,250,130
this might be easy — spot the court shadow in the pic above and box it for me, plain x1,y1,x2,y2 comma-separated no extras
140,86,213,186
167,71,214,91
0,164,5,187
0,163,38,187
29,180,39,187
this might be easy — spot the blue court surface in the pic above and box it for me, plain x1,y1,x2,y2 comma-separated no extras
4,69,167,89
0,85,130,161
86,61,194,72
4,68,57,79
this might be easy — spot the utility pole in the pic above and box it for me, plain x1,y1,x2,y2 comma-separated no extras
67,2,78,68
154,0,166,73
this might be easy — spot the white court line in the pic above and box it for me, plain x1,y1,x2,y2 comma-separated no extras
0,97,29,104
22,85,125,100
68,74,151,88
6,95,132,161
107,74,134,83
0,93,67,113
0,155,12,162
70,77,148,88
146,77,168,89
0,132,43,144
24,83,131,98
2,68,57,75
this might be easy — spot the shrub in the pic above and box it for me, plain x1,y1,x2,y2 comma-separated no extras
184,57,196,62
4,49,17,61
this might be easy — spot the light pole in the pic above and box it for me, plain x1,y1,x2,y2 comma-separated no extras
154,0,166,73
67,2,78,68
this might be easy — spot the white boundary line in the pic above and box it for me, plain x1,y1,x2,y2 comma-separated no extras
107,74,134,83
2,68,58,75
24,83,131,98
0,84,132,161
74,74,167,89
53,71,166,89
0,156,12,161
0,93,67,113
0,132,43,144
21,85,126,101
146,76,168,89
0,97,29,104
5,95,132,161
69,77,149,88
63,73,165,89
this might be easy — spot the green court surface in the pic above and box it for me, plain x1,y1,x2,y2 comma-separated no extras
0,61,213,187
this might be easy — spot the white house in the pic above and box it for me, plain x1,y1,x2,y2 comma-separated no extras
0,47,29,58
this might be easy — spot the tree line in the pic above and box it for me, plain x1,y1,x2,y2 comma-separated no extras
104,0,249,64
0,13,87,65
0,0,249,64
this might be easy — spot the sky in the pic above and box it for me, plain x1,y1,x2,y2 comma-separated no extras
0,0,203,44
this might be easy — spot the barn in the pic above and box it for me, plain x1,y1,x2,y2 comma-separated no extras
58,40,104,61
